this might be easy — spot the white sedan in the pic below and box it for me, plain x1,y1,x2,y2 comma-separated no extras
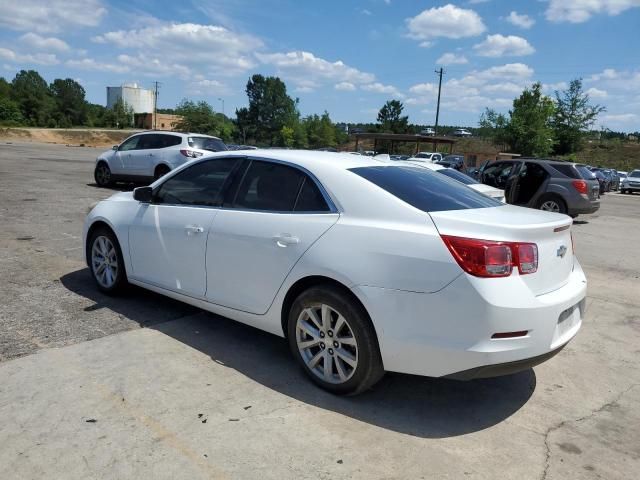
84,151,586,394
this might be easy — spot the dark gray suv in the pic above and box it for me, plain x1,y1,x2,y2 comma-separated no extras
479,159,600,217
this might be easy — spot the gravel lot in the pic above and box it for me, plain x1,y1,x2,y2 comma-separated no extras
1,141,639,479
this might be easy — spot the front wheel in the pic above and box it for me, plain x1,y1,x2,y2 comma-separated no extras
88,227,127,294
287,286,384,395
94,162,112,187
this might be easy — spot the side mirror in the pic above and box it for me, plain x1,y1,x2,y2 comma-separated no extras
112,145,118,150
133,186,152,203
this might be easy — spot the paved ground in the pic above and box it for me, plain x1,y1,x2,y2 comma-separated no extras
0,141,639,479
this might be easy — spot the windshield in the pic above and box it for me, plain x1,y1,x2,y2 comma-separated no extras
188,136,228,152
630,170,640,178
437,168,477,185
349,165,501,212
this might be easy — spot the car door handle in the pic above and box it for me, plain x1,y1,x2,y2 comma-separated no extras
274,234,299,247
185,225,204,236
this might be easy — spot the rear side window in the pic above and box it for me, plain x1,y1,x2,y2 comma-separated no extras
551,164,581,179
233,161,304,212
154,158,239,206
294,178,330,212
576,165,595,179
350,166,501,212
159,135,182,148
188,136,228,152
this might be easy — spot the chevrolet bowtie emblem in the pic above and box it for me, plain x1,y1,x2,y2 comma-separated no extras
557,245,567,258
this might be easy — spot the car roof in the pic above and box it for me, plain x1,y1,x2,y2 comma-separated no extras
131,131,222,140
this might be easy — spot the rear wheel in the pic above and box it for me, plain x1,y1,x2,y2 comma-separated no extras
537,195,567,214
154,164,171,181
87,227,127,294
287,286,384,395
94,162,112,187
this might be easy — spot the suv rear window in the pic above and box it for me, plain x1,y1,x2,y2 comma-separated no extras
350,166,501,212
551,163,581,179
188,136,228,152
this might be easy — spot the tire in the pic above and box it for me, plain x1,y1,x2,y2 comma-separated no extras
287,285,384,395
87,226,127,294
154,164,171,181
537,194,567,214
94,162,113,187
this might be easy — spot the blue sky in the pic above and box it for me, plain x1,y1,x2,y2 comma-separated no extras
0,0,639,131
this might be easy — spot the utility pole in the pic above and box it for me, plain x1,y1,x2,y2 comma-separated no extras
153,81,161,129
218,97,225,117
434,68,445,136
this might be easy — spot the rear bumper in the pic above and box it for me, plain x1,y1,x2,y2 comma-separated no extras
567,198,600,216
353,259,586,378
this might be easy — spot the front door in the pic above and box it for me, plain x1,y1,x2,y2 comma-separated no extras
205,159,339,314
128,156,242,297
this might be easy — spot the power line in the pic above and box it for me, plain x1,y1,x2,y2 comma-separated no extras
434,68,445,136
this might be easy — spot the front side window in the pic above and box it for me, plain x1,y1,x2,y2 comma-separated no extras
119,135,141,151
154,158,239,206
233,161,305,212
350,166,501,212
483,162,516,188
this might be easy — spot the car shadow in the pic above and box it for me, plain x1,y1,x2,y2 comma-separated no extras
572,219,589,225
60,268,536,439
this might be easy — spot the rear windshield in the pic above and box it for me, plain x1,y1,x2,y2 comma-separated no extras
551,163,581,179
576,165,595,179
350,166,501,212
437,168,476,185
188,136,228,152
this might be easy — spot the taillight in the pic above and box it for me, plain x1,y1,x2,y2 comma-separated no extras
572,180,588,195
180,149,203,158
441,236,538,278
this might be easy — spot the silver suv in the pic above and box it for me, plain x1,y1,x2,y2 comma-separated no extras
479,159,600,218
94,131,227,187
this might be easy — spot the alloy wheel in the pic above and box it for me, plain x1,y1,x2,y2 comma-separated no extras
540,200,560,212
96,164,110,185
295,304,358,384
91,235,118,288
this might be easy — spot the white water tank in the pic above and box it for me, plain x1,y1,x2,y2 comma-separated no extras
106,84,155,113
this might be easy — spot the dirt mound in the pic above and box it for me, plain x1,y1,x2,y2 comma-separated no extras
0,128,139,148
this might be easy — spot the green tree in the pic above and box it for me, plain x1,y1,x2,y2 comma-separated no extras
104,97,134,128
553,79,606,155
377,100,409,133
236,74,298,146
478,108,509,144
173,99,235,140
50,78,88,126
0,97,24,125
303,112,338,149
11,70,54,126
280,125,295,147
0,77,11,99
505,83,555,156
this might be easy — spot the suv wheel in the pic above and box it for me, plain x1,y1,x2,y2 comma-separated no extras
537,195,567,214
154,164,171,181
288,286,384,395
94,162,112,187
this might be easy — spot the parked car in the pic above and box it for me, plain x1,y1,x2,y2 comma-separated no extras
479,159,600,217
94,132,227,187
436,154,465,171
453,128,472,137
404,160,505,202
590,168,611,192
411,152,443,162
608,169,620,191
621,169,640,194
420,127,435,135
84,151,585,394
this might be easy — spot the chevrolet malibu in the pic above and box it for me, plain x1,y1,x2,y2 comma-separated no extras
83,151,586,395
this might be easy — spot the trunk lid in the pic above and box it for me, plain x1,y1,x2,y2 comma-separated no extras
430,205,574,296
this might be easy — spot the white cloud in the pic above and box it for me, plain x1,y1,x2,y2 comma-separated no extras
19,33,70,52
436,52,468,65
187,78,228,95
335,82,356,91
543,81,569,92
599,113,638,130
0,0,106,33
0,47,59,65
546,0,640,23
361,82,404,98
505,11,536,29
95,23,263,75
588,68,619,82
256,51,375,90
361,9,373,16
65,58,129,73
406,4,486,40
419,41,433,48
586,87,608,99
473,34,535,57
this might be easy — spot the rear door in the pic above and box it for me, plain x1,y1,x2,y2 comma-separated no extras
205,159,339,314
128,157,241,297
